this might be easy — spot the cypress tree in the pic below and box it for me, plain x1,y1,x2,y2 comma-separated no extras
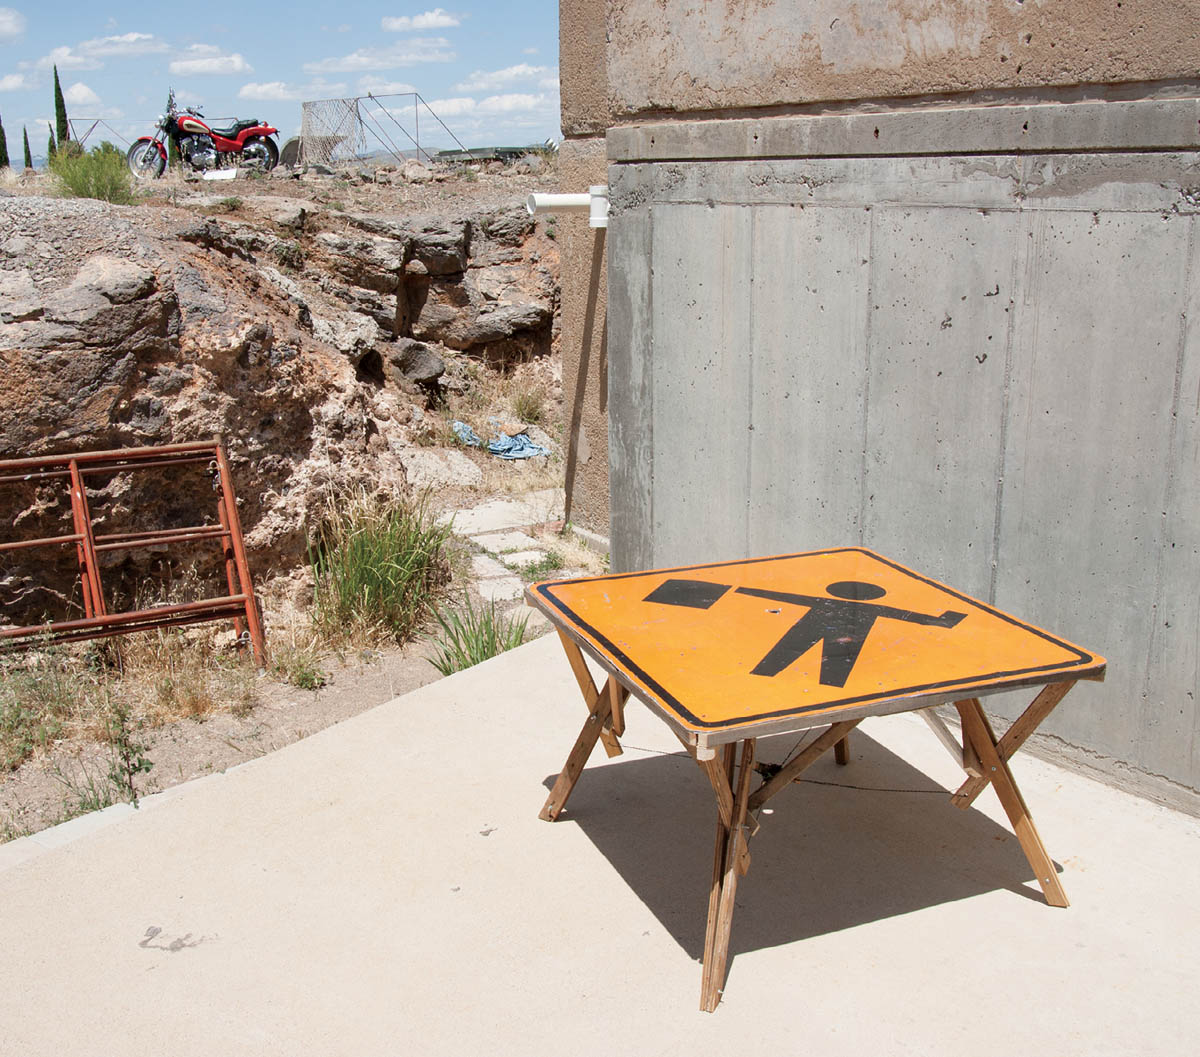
0,113,9,169
47,123,56,161
22,126,31,170
53,65,69,144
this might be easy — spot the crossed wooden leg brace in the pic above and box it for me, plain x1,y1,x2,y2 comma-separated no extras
539,633,1074,1011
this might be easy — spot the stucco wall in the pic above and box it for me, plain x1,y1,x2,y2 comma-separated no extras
557,138,610,531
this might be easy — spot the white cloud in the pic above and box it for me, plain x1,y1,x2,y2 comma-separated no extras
170,45,252,75
0,8,24,42
423,95,475,117
33,32,168,71
34,45,100,71
238,79,346,102
454,64,553,93
424,92,557,118
0,72,25,90
477,92,552,115
381,9,459,32
522,47,538,56
305,37,453,73
80,32,167,57
64,81,100,106
357,76,418,96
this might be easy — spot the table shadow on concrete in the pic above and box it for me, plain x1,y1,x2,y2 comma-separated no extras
543,730,1057,963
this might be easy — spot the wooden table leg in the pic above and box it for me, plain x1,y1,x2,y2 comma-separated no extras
834,733,851,766
700,738,756,1012
699,744,736,1008
748,720,860,812
955,698,1069,908
952,682,1075,809
557,630,624,757
539,679,615,822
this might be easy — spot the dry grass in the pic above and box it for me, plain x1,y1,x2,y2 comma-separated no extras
0,626,258,775
477,455,563,498
510,383,547,425
533,526,607,575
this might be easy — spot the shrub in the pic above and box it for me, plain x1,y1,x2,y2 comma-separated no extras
272,240,304,270
427,597,528,676
309,491,452,643
51,145,135,204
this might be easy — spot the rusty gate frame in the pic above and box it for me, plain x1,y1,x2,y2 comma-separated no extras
0,441,266,664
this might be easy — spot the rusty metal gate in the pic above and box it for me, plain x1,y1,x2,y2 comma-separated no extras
0,441,266,663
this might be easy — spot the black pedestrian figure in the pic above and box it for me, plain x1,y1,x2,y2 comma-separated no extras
734,580,966,686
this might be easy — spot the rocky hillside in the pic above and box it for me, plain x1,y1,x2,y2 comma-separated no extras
0,166,561,622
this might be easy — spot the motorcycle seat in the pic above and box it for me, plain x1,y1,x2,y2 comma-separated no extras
209,118,260,138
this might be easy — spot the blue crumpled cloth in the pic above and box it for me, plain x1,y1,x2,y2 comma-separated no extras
452,420,482,447
453,418,549,459
488,432,550,460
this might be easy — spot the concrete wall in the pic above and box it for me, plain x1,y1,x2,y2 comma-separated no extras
607,0,1200,114
558,2,1200,809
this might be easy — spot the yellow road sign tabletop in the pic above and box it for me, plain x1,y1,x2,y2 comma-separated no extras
527,548,1105,734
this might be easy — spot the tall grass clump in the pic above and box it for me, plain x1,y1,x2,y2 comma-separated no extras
51,142,134,205
427,598,528,676
309,491,452,643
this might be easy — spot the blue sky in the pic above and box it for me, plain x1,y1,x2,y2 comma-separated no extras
0,3,561,158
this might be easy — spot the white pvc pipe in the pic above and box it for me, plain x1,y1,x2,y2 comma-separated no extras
588,185,609,229
526,186,610,228
526,192,590,213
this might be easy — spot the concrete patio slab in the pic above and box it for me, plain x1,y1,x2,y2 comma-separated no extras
1,633,1196,1056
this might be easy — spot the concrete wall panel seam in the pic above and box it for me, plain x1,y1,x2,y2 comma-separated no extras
607,100,1200,163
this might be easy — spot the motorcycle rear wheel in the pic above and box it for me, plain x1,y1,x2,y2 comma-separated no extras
241,136,279,172
127,140,166,179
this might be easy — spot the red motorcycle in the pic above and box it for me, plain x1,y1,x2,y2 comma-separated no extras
127,92,279,178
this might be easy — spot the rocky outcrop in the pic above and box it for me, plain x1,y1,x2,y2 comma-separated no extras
0,188,559,623
309,205,558,363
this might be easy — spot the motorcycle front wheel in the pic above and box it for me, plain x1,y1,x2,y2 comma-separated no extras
241,136,279,172
127,140,166,179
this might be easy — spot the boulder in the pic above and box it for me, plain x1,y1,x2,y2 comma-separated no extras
479,208,535,247
409,220,470,275
311,313,379,366
386,338,445,385
401,160,432,183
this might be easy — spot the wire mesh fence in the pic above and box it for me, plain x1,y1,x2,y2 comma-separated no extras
300,93,472,169
67,118,133,149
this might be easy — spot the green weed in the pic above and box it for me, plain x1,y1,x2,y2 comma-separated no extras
51,143,134,204
0,650,81,771
272,240,304,270
427,598,528,676
309,491,452,644
272,645,328,690
104,696,153,806
515,551,564,579
51,758,117,821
